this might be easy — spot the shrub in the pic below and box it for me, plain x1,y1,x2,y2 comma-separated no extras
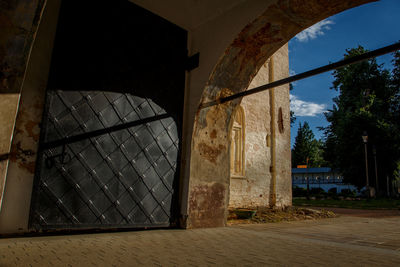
293,186,307,197
340,189,356,197
310,187,325,195
328,188,337,195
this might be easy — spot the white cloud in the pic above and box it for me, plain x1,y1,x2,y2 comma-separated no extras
289,70,298,86
290,94,326,117
295,19,334,42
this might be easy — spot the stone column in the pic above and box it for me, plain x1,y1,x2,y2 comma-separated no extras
0,0,46,209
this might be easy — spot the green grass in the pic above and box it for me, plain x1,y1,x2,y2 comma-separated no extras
293,198,400,210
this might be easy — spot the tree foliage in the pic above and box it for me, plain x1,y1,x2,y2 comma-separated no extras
322,46,400,189
391,50,400,186
292,122,325,168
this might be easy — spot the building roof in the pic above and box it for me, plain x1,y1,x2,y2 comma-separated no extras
292,167,333,174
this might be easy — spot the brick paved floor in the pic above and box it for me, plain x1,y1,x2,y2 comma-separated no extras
1,211,400,266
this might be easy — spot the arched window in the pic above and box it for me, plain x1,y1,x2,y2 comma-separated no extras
230,106,245,177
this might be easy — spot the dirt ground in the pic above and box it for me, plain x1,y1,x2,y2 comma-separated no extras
308,206,400,218
227,206,336,225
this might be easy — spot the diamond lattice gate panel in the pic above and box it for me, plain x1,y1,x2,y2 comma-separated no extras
29,0,186,230
32,92,179,228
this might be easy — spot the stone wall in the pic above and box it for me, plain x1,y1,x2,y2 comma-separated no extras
0,0,61,233
0,0,45,210
229,44,290,209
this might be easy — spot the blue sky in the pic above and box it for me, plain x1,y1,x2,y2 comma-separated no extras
289,0,400,146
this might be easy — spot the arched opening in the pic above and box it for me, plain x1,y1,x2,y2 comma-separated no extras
187,0,375,228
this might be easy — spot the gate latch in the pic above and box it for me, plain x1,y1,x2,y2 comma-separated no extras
45,144,71,169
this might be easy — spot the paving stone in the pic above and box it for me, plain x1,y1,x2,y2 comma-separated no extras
1,215,400,266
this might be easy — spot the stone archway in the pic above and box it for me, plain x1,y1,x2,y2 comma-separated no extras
0,0,378,233
186,0,375,228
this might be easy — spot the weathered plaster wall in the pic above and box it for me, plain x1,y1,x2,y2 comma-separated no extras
0,0,45,209
273,45,291,207
0,0,60,233
229,62,271,208
0,94,19,207
229,44,290,209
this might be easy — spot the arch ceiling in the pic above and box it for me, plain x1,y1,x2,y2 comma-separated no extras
130,0,248,30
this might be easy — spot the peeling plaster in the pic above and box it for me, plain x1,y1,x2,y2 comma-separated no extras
188,183,226,228
9,141,35,174
198,143,225,164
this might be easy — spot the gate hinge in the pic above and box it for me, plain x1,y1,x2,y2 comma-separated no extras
185,53,200,71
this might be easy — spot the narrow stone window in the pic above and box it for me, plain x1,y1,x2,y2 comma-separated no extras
230,106,245,177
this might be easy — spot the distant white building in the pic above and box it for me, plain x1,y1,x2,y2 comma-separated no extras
292,167,357,193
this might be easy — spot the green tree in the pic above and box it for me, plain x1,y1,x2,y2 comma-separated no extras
312,139,327,167
292,122,325,168
390,50,400,193
391,50,400,126
392,50,400,93
323,46,400,190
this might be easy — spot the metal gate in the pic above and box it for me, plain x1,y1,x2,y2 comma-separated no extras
29,0,186,229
